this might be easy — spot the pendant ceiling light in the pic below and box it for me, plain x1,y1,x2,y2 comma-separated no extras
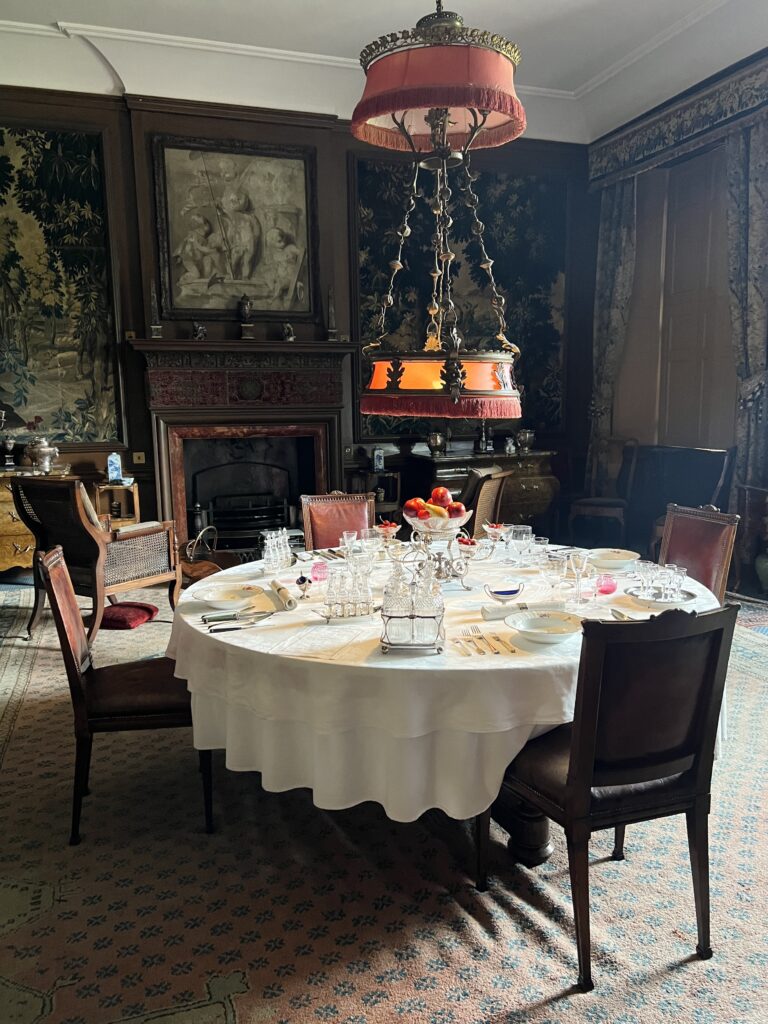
352,1,526,421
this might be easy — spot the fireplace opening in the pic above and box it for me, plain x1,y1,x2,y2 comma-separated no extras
183,435,317,555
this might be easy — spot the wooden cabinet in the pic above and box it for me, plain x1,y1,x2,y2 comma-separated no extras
0,473,35,571
404,447,560,528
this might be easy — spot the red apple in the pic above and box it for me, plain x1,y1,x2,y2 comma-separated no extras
430,486,453,508
417,509,431,520
446,500,466,519
403,497,425,516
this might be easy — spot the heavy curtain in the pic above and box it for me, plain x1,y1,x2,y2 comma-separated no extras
589,178,637,487
726,117,768,490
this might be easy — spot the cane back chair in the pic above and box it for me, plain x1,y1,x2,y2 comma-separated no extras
12,477,181,643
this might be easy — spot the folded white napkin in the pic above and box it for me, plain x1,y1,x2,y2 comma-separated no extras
480,604,510,621
270,579,298,611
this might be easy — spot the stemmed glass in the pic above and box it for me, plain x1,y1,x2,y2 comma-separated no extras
543,554,569,608
506,525,533,566
568,550,590,606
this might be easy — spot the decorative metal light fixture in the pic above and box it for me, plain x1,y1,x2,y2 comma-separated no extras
352,1,526,421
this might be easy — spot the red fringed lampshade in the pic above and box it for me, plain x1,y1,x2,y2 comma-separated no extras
359,353,522,420
351,44,526,153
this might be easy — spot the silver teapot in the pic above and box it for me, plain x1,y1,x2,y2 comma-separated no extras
24,435,60,474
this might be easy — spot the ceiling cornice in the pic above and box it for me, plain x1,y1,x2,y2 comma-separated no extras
574,0,732,98
0,19,59,37
57,22,360,70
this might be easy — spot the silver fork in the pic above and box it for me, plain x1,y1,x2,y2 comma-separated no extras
460,627,487,654
468,624,500,654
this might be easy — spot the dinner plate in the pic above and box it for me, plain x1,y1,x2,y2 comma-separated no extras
625,586,697,608
588,548,641,569
505,610,582,644
196,583,266,610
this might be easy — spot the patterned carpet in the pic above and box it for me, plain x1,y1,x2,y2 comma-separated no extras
0,582,767,1023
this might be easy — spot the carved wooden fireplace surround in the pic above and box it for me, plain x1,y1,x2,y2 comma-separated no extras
131,340,349,546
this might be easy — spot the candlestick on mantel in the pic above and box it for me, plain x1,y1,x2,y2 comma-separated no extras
327,287,337,341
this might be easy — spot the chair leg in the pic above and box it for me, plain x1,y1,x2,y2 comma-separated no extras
169,575,181,611
86,598,105,644
566,827,594,992
199,750,214,834
83,737,93,797
26,565,46,640
611,824,626,860
70,736,92,845
686,804,712,959
107,593,119,605
474,809,491,891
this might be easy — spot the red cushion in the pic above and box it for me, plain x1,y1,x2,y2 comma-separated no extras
101,602,159,630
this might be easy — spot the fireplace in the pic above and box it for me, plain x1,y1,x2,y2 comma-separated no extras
130,339,349,549
168,423,328,550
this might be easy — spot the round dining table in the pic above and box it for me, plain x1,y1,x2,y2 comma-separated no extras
167,547,722,835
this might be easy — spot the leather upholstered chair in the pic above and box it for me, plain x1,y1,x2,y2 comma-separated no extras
475,604,738,991
12,477,181,643
38,546,211,845
300,492,375,550
658,503,740,603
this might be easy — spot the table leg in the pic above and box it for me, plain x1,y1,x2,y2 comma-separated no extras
491,793,554,867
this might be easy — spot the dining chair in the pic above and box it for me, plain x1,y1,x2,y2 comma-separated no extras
658,503,740,603
38,545,212,845
12,477,181,643
476,603,738,991
648,447,737,559
300,491,375,550
468,469,517,538
568,437,638,546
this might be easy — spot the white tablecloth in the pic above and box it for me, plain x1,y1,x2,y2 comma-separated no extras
167,552,720,822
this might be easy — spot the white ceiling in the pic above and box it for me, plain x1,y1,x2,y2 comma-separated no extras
0,0,764,142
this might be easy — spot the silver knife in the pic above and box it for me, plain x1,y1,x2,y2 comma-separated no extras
475,632,500,654
491,633,517,654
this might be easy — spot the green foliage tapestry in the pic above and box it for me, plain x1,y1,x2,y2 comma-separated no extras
0,127,118,442
356,157,567,440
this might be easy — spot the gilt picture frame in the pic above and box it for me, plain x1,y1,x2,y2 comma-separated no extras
153,135,319,321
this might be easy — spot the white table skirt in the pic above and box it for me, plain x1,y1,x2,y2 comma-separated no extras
168,553,721,822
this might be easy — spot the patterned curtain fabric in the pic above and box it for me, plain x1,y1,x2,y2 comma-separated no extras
589,179,637,487
726,118,768,490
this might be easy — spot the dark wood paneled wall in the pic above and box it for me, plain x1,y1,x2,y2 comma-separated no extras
0,86,599,512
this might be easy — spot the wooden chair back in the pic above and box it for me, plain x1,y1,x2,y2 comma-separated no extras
300,492,375,550
12,478,105,582
37,546,93,738
659,503,740,602
566,606,738,817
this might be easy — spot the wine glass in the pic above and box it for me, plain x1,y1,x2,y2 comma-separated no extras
569,550,590,606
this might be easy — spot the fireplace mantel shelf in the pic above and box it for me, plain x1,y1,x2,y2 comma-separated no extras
130,339,353,355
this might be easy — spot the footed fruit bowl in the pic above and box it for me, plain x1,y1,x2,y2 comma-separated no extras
404,510,474,535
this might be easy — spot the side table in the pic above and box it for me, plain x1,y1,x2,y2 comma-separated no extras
96,483,141,529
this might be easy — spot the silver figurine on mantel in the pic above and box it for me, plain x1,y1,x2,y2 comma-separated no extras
238,294,256,339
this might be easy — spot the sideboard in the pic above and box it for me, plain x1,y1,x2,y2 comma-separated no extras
0,472,35,571
403,447,560,529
